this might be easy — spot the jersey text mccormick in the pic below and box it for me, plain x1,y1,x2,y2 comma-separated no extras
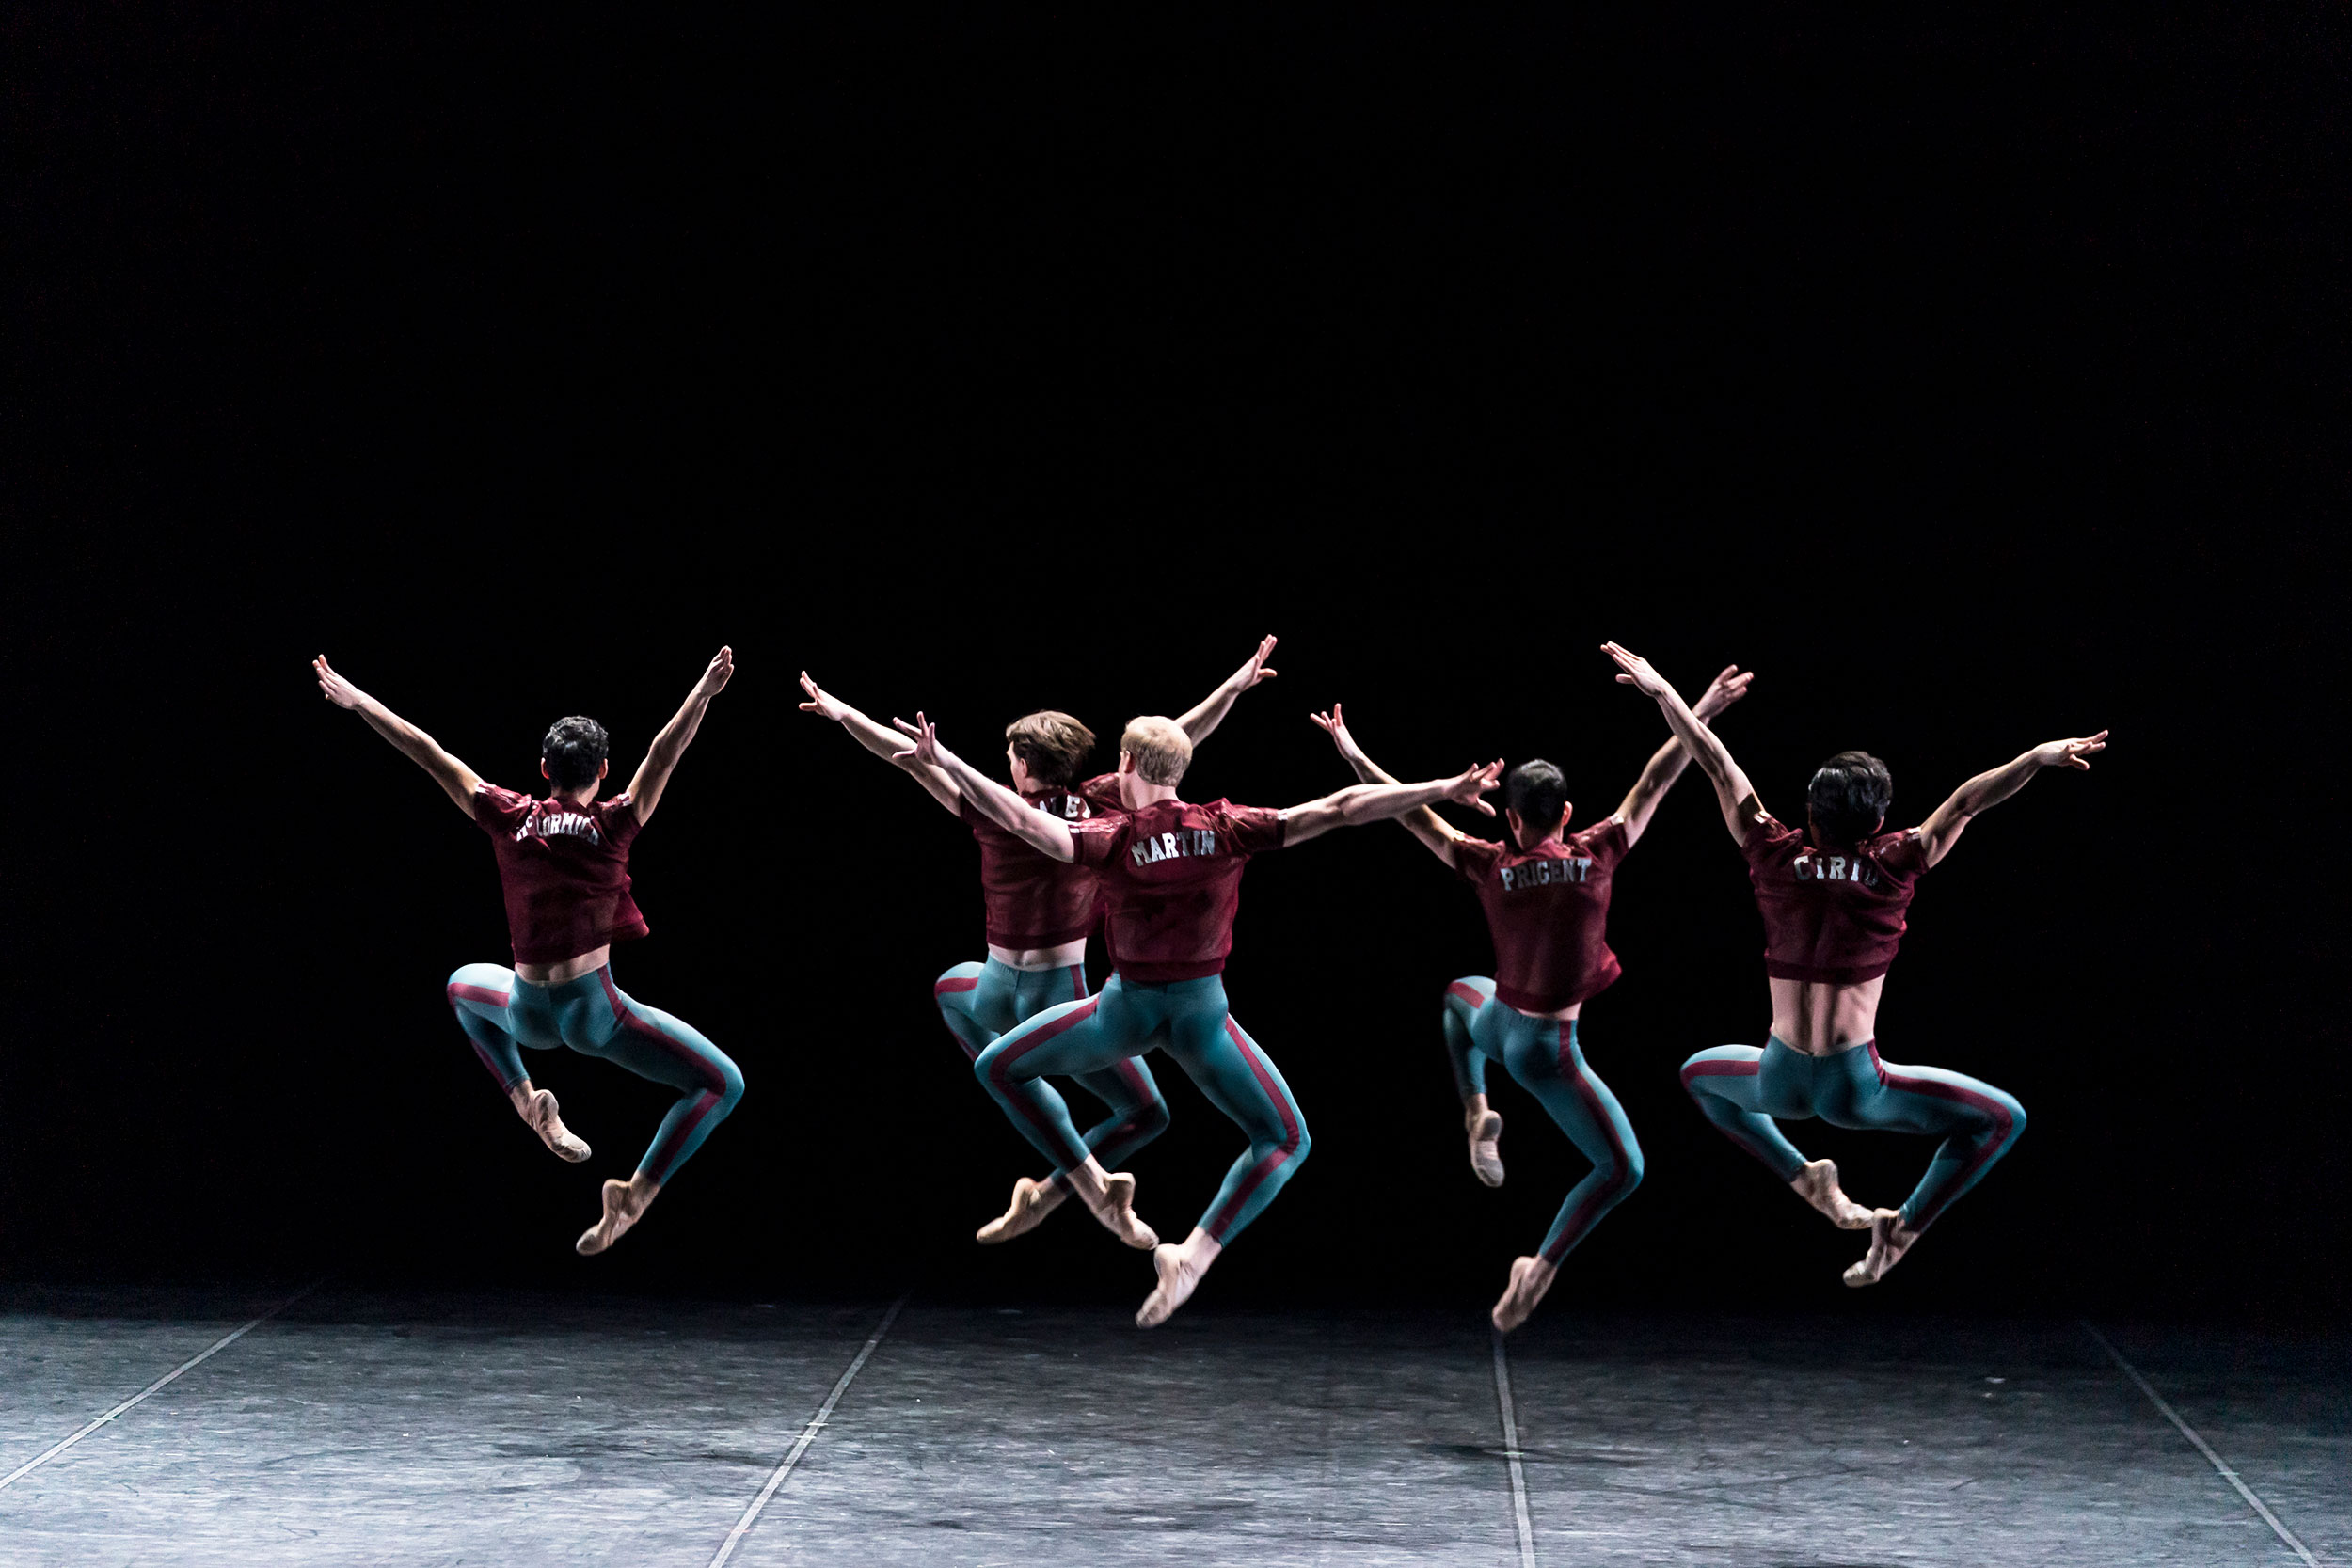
515,811,603,846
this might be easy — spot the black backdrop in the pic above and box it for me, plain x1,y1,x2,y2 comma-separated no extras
6,9,2344,1320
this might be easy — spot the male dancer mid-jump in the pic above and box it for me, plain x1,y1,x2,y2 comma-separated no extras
1311,664,1773,1332
901,708,1501,1325
1605,641,2105,1286
795,639,1279,1245
313,649,746,1256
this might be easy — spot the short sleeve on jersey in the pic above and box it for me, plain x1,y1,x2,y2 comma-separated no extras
472,784,535,835
600,794,644,852
1214,802,1286,855
1581,816,1631,863
1876,828,1927,877
1069,814,1126,867
1742,810,1802,863
1452,836,1505,884
1077,773,1124,814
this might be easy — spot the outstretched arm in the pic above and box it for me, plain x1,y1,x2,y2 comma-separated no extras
626,647,734,825
1175,635,1279,745
799,672,961,814
1614,664,1755,847
895,714,1077,863
1279,759,1503,847
1915,731,2108,867
1602,642,1757,845
312,656,482,816
1309,703,1464,867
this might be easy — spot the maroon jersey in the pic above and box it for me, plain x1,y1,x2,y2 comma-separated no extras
960,772,1124,948
1069,798,1287,983
1453,816,1630,1013
1741,808,1928,983
472,785,648,965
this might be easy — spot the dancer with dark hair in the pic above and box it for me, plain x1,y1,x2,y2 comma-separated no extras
797,639,1279,1244
1312,664,1753,1332
900,708,1502,1325
313,649,745,1255
1604,641,2106,1285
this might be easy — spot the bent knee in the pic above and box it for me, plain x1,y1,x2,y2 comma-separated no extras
1613,1146,1646,1194
974,1042,1009,1088
1133,1096,1174,1137
1997,1097,2026,1143
1287,1119,1311,1164
715,1055,746,1108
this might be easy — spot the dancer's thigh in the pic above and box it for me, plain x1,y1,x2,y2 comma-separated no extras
995,985,1156,1081
1162,1008,1295,1148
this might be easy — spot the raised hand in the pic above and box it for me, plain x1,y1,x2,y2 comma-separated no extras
1601,641,1677,701
1443,760,1506,816
2032,731,2109,770
313,655,365,710
891,712,942,768
694,647,735,700
797,671,849,722
1232,634,1279,690
1692,664,1755,721
1308,702,1361,758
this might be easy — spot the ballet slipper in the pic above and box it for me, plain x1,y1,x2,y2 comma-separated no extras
576,1176,658,1256
1468,1109,1505,1189
1490,1254,1558,1334
1841,1208,1921,1287
1076,1171,1158,1251
977,1176,1067,1244
1789,1159,1871,1228
518,1088,590,1163
1136,1229,1221,1328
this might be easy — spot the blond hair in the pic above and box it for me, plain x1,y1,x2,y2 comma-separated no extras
1119,715,1193,785
1004,710,1096,787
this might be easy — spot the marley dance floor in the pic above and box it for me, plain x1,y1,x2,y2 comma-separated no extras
0,1285,2343,1566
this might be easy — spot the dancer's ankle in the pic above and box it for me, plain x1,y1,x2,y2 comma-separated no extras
1462,1094,1491,1134
1174,1227,1222,1267
507,1079,538,1117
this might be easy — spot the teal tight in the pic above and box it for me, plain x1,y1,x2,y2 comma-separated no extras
934,958,1170,1191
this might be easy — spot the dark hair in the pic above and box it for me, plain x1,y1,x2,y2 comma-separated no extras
1005,710,1096,788
541,715,610,790
1807,750,1893,845
1504,759,1568,832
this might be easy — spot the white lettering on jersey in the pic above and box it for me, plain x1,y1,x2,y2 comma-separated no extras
1129,827,1219,867
1032,793,1093,822
1499,856,1594,892
1792,850,1882,887
516,810,602,847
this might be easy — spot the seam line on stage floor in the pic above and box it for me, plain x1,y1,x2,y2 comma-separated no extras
1489,1328,1537,1568
0,1279,322,1494
2082,1320,2323,1566
708,1294,909,1568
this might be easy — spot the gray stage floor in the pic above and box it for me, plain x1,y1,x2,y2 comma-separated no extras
0,1286,2342,1566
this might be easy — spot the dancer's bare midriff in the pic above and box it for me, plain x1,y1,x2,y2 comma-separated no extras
516,945,612,986
988,939,1088,972
1769,974,1886,1055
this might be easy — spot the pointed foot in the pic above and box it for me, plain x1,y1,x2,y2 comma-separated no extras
1490,1254,1558,1334
977,1176,1065,1245
523,1089,591,1163
1790,1159,1871,1229
1842,1209,1920,1287
1084,1172,1159,1251
576,1178,650,1256
1137,1241,1210,1328
1469,1110,1505,1189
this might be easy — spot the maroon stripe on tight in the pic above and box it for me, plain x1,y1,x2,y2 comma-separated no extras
1543,1024,1636,1262
1068,966,1086,1002
597,968,728,1094
1868,1043,2015,1228
1205,1018,1302,1240
1445,980,1487,1008
986,997,1101,1164
644,1089,723,1180
448,982,510,1008
467,1041,519,1088
934,975,980,996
